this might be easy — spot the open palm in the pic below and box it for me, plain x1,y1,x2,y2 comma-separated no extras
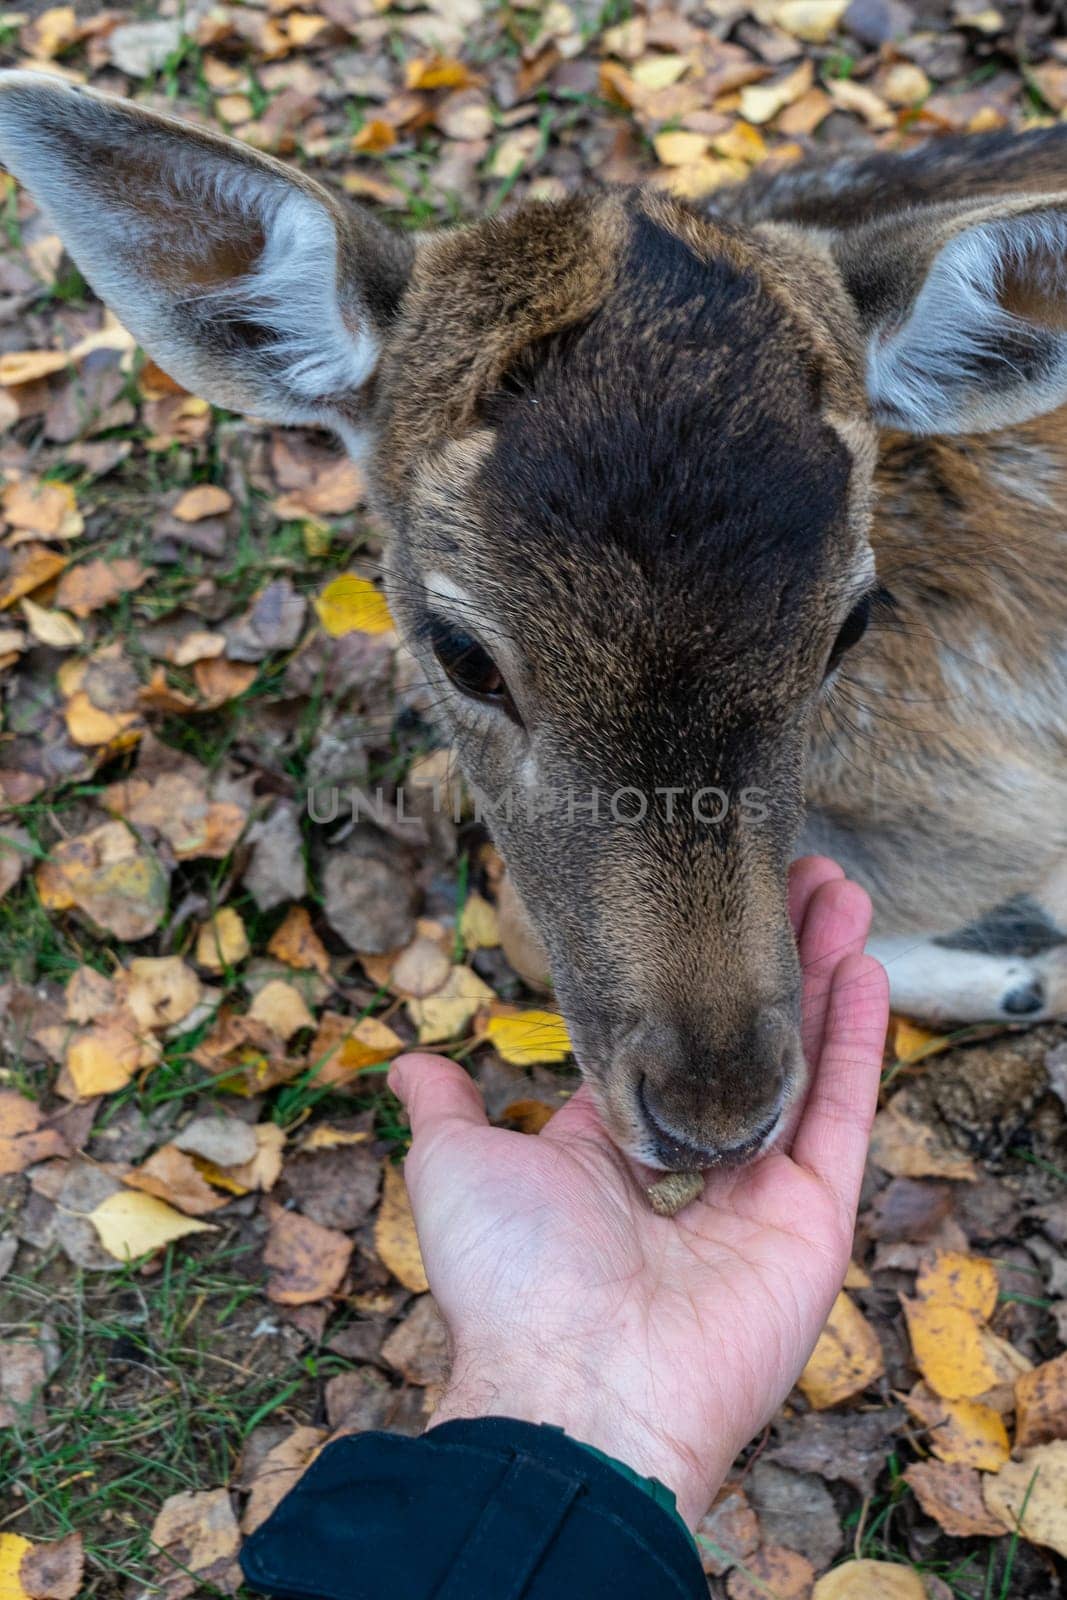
389,856,889,1528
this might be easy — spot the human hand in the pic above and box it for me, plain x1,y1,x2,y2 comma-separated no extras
387,857,889,1529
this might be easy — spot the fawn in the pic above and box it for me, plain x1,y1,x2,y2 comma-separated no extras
0,71,1064,1172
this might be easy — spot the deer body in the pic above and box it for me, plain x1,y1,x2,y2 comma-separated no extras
0,72,1064,1171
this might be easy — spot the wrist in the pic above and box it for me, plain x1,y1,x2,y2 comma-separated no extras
428,1347,725,1529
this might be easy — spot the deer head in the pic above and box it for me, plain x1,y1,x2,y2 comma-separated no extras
4,72,1066,1169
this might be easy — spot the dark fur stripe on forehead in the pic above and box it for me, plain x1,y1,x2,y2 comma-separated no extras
477,208,852,608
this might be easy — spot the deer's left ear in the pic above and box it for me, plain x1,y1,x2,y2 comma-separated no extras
836,200,1067,435
0,71,413,438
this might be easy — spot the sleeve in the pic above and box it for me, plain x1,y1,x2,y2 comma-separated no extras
239,1415,709,1600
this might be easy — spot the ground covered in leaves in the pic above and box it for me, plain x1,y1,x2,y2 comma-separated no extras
0,0,1066,1595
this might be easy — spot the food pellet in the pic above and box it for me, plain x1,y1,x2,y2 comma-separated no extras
646,1170,705,1217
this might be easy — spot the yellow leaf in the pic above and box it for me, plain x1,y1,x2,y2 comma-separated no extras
20,596,83,648
773,0,848,42
171,484,233,522
407,965,495,1045
66,1020,143,1097
314,574,394,637
88,1190,215,1260
902,1297,1001,1400
2,476,82,539
1015,1351,1067,1451
739,59,814,124
459,892,499,950
890,1015,950,1064
352,118,397,153
404,54,480,91
0,349,70,385
268,906,331,976
64,690,140,747
483,1009,572,1066
196,908,250,972
0,544,68,610
248,980,315,1043
916,1251,998,1320
813,1559,926,1598
630,52,690,90
0,1534,31,1600
122,957,202,1032
983,1440,1067,1557
652,130,710,166
797,1291,885,1409
375,1161,428,1292
905,1382,1010,1470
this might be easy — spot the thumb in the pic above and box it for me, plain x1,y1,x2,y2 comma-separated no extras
388,1052,489,1144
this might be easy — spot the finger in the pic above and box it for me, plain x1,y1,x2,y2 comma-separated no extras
787,855,845,938
798,877,873,1067
388,1052,489,1142
791,952,889,1216
538,1082,613,1145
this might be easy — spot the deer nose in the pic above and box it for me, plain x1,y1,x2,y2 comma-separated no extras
637,1077,784,1171
621,1008,797,1171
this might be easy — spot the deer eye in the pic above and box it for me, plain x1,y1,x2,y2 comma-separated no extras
826,593,872,677
428,617,519,718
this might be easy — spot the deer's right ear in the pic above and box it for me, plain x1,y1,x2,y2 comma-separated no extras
0,72,413,437
837,199,1067,435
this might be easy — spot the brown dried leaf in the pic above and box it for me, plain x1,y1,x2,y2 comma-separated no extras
982,1441,1067,1557
904,1382,1010,1470
0,1091,69,1176
869,1103,977,1182
36,822,169,941
0,544,68,610
54,557,149,617
124,1145,229,1217
263,1200,353,1305
726,1544,814,1600
172,484,233,522
241,1425,325,1535
904,1460,1004,1538
268,905,331,977
150,1488,241,1600
18,1531,85,1599
1014,1352,1067,1451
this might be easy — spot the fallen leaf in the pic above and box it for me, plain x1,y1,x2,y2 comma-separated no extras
696,1486,760,1577
739,59,813,123
459,892,500,950
65,1016,146,1097
826,76,895,129
263,1200,352,1304
124,1145,229,1217
64,690,141,748
172,484,233,521
195,908,250,971
481,1009,571,1065
248,979,315,1042
0,544,68,610
653,130,711,166
0,825,32,901
193,656,257,705
375,1161,428,1293
0,1535,31,1600
902,1297,1000,1401
36,822,169,941
241,1425,325,1535
210,1122,286,1193
54,558,149,617
268,905,331,977
388,934,453,998
150,1488,241,1599
405,53,481,90
314,574,394,637
726,1544,814,1600
2,477,82,539
869,1103,977,1181
0,1091,69,1175
121,957,202,1032
20,597,83,649
798,1292,885,1409
983,1440,1067,1557
380,1293,449,1386
905,1383,1010,1470
408,965,495,1044
104,771,246,862
813,1561,925,1599
171,1115,257,1168
0,350,70,386
1014,1352,1067,1451
773,0,847,42
18,1531,84,1599
904,1460,1004,1538
916,1251,998,1320
89,1190,215,1260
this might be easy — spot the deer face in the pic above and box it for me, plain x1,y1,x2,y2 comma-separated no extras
6,75,1066,1166
376,199,878,1166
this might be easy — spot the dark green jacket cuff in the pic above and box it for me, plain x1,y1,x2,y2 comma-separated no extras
239,1415,707,1599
